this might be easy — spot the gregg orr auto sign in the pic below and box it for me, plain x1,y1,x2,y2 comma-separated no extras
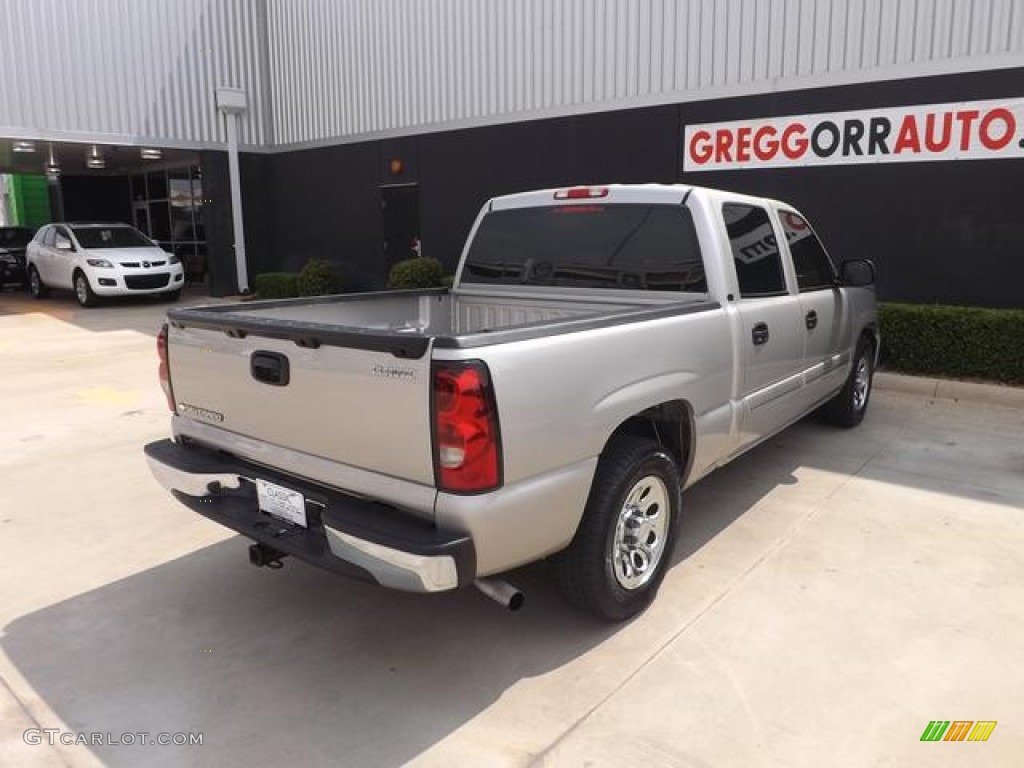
684,98,1024,171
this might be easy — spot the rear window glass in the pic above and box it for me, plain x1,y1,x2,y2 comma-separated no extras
462,204,707,292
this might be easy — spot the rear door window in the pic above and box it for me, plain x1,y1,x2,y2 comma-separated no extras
462,204,707,292
723,203,787,298
780,211,836,291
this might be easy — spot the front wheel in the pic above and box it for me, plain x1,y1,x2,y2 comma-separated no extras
29,265,48,298
553,435,682,621
819,337,874,428
74,270,99,308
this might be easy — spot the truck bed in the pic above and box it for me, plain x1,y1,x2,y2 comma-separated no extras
168,288,708,358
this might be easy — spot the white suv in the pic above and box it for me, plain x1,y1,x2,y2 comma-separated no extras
27,223,186,307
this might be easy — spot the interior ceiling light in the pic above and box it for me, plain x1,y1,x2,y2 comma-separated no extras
87,145,106,169
141,148,162,160
13,141,36,153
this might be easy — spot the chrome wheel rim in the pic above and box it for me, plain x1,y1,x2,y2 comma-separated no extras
852,355,870,411
76,275,88,304
611,474,670,591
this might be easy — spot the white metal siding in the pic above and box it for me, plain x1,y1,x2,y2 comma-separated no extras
0,0,269,147
266,0,1024,147
1,0,1022,149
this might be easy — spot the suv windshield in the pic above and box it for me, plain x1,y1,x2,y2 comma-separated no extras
71,226,154,249
0,228,33,248
462,204,707,292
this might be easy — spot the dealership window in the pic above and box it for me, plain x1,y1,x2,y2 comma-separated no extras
130,165,206,282
723,203,786,297
781,211,836,291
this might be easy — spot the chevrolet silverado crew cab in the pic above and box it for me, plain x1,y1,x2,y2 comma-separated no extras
145,184,877,620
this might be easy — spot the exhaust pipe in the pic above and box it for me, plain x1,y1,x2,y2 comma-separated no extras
474,578,525,611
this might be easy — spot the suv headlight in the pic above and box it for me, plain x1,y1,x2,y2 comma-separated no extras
168,255,181,265
86,258,114,268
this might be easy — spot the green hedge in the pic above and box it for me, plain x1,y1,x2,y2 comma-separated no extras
879,302,1024,385
253,272,299,299
388,257,446,289
298,258,343,296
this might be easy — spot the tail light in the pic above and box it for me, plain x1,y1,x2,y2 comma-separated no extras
554,186,609,200
432,360,502,493
157,323,176,412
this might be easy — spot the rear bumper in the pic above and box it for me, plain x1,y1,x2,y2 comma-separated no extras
144,439,475,592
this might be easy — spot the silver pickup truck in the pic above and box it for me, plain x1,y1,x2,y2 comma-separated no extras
145,184,877,620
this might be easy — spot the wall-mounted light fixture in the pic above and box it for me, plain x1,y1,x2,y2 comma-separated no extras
389,159,404,175
86,145,106,169
13,141,36,153
141,148,162,160
45,145,61,178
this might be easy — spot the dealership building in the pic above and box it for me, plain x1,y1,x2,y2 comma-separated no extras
1,0,1021,307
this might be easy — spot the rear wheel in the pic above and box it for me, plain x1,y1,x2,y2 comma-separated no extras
553,435,682,621
819,336,874,427
28,265,48,298
74,270,99,308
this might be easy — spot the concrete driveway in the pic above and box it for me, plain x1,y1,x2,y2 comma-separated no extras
1,289,1022,768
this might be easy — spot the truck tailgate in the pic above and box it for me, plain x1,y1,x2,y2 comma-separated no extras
167,324,436,486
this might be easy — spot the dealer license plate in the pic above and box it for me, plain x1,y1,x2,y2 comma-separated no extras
256,479,307,528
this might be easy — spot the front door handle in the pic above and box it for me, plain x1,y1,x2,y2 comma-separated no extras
805,310,818,330
751,322,770,346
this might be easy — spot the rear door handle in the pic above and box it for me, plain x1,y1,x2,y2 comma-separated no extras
805,310,818,330
251,351,290,386
751,322,770,346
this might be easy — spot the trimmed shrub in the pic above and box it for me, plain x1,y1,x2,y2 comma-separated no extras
879,302,1024,385
254,272,299,299
297,258,343,296
388,257,446,289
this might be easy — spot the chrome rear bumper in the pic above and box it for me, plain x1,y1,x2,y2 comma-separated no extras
144,439,474,593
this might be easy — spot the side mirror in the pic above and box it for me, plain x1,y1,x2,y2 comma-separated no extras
839,258,876,287
150,238,161,247
55,237,73,251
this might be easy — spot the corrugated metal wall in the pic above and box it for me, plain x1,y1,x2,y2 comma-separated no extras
267,0,1024,147
0,0,269,147
1,0,1021,149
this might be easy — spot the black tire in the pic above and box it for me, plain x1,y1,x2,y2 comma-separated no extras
163,289,182,302
28,265,49,298
818,336,875,428
553,435,682,621
73,270,99,308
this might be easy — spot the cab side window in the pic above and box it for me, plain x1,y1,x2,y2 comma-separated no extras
781,211,836,291
723,203,786,298
42,227,56,247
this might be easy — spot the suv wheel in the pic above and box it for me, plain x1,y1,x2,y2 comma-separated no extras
29,266,48,298
74,270,99,308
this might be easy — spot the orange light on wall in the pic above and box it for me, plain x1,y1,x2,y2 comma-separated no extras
389,159,403,175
